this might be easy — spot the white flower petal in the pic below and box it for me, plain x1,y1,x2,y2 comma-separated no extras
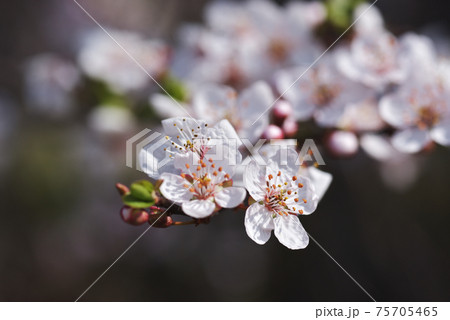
294,176,319,215
273,215,309,250
360,134,398,162
139,144,175,179
392,128,430,153
274,68,315,121
192,85,235,123
237,81,273,140
354,3,384,36
266,147,299,177
150,93,189,118
379,94,416,129
214,187,247,208
173,151,200,171
314,103,346,128
161,117,206,137
214,119,243,146
305,167,333,201
244,203,274,245
182,199,215,218
399,33,437,80
243,160,266,201
430,122,450,146
159,173,192,204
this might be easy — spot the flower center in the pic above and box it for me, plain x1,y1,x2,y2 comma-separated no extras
417,106,440,130
264,171,306,217
358,35,397,74
225,63,245,88
268,38,289,63
180,158,231,200
407,86,445,129
311,84,340,107
164,120,211,159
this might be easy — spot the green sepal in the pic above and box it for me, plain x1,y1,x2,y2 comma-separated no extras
154,179,163,191
122,194,155,209
130,180,154,202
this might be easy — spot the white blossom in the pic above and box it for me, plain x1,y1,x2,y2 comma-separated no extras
380,79,450,153
243,148,319,249
78,29,169,93
258,143,332,200
88,105,135,135
24,53,80,118
192,81,273,142
336,31,407,89
275,57,374,127
171,0,323,87
159,150,246,218
140,117,241,179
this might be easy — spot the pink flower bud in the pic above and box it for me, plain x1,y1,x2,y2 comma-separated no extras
282,117,298,137
273,100,293,122
326,130,359,157
262,125,284,140
120,206,149,225
115,183,129,196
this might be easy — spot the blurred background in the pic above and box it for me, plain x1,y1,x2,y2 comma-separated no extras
0,0,450,301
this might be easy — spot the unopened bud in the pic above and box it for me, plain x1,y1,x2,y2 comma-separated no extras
115,183,130,196
326,130,359,157
273,100,293,123
262,125,284,140
120,206,149,225
282,117,298,137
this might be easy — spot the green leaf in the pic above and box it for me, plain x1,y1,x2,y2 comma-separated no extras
160,74,188,102
326,0,366,29
88,78,128,108
122,194,154,209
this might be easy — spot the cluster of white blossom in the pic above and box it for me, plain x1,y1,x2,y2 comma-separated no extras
23,0,450,155
20,0,450,248
147,1,450,161
139,117,331,249
139,1,449,247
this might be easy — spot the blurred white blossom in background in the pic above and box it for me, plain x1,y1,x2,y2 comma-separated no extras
24,53,80,118
77,29,170,93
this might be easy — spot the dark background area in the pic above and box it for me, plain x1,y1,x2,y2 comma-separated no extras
0,0,449,301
